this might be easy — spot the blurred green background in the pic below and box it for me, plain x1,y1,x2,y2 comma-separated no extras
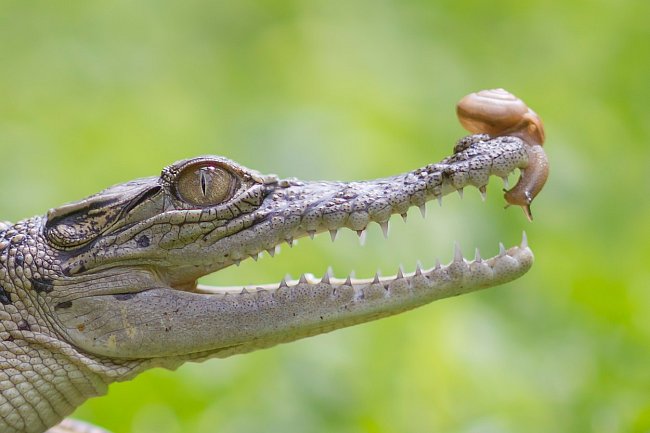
1,1,649,432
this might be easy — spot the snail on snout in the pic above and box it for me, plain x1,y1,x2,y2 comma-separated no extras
456,88,549,220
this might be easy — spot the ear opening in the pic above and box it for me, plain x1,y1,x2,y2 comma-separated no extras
44,184,161,249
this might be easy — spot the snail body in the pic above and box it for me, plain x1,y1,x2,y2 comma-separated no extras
456,88,549,220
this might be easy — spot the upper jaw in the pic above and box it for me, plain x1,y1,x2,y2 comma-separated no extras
168,134,531,290
65,134,529,293
257,134,528,235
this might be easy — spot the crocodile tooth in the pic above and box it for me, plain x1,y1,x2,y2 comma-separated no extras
414,261,423,277
502,176,510,188
321,267,333,284
437,195,442,207
400,213,408,222
474,247,482,263
396,265,404,279
499,242,506,257
372,272,380,284
418,204,426,218
266,248,275,257
379,221,389,239
453,242,463,263
435,258,441,270
329,229,338,242
299,274,308,284
521,231,528,248
457,188,464,199
307,230,316,240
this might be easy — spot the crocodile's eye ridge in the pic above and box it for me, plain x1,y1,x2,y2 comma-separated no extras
175,162,237,206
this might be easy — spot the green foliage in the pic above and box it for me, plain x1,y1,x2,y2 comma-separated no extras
1,1,649,432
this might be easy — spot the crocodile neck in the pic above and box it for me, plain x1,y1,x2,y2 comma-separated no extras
1,134,536,433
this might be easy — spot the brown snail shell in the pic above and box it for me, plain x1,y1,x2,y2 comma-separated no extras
456,89,549,220
457,88,545,146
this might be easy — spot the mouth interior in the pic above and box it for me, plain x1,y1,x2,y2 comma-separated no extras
193,190,527,296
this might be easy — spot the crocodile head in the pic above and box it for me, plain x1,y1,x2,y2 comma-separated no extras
34,133,534,369
0,89,549,433
13,89,545,380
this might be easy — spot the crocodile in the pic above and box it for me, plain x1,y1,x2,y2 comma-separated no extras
0,89,548,433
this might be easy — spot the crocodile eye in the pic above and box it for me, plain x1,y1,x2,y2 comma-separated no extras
175,163,237,206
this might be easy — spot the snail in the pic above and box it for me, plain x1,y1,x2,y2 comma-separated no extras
456,88,549,221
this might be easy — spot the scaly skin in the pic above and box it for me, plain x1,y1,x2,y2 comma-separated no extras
0,132,537,433
0,89,548,433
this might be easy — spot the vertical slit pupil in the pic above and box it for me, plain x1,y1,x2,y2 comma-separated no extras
200,169,208,197
176,163,234,205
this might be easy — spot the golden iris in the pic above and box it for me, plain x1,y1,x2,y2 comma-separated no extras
176,163,236,206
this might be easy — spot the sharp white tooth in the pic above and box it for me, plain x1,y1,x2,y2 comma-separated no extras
415,261,423,276
307,230,316,240
437,195,443,207
521,231,529,248
321,267,333,284
279,278,289,289
418,204,426,218
372,272,380,284
274,245,281,255
453,242,463,263
299,274,308,284
502,176,510,189
499,242,506,256
344,275,352,286
435,258,441,270
234,259,241,267
241,288,249,295
479,185,487,202
379,221,390,239
457,188,464,199
285,237,294,247
266,248,275,257
474,247,482,262
250,254,259,262
396,265,404,279
357,229,367,246
401,212,408,222
329,229,338,242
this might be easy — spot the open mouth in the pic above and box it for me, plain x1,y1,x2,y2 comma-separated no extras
49,89,547,361
186,133,538,300
186,88,547,298
194,225,532,297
